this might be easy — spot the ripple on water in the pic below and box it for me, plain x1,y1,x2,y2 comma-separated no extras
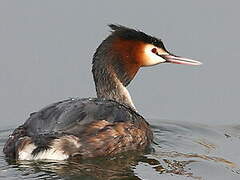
0,120,240,180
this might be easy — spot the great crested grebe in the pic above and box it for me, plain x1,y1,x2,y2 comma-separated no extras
3,25,201,160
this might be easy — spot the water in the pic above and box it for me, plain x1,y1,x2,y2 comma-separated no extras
1,120,240,180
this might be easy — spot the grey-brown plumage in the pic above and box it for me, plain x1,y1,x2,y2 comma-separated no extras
3,24,201,160
3,98,152,159
3,24,155,160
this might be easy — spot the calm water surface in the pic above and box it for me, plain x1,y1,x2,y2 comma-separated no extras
0,120,240,180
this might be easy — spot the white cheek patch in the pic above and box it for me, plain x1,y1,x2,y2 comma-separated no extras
143,44,168,66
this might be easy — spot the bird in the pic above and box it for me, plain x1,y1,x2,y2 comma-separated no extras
3,24,201,160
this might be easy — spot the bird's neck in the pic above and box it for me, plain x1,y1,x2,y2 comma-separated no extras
92,36,141,110
92,63,136,110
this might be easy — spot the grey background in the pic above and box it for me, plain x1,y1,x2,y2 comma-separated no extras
0,0,239,126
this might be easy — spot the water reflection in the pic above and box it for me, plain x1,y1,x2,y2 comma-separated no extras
1,120,240,180
4,152,143,179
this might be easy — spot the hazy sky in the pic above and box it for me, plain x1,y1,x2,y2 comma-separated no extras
0,0,240,126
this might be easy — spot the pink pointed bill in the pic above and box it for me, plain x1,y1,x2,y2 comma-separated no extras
161,54,202,66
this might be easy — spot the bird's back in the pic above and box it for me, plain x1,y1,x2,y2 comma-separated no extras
3,98,152,160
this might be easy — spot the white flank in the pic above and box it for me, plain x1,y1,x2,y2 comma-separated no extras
18,143,36,160
18,135,81,160
32,148,69,160
18,143,69,160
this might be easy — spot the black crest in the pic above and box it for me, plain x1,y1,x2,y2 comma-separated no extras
109,24,165,49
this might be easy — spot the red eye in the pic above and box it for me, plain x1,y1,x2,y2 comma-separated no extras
151,48,157,54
